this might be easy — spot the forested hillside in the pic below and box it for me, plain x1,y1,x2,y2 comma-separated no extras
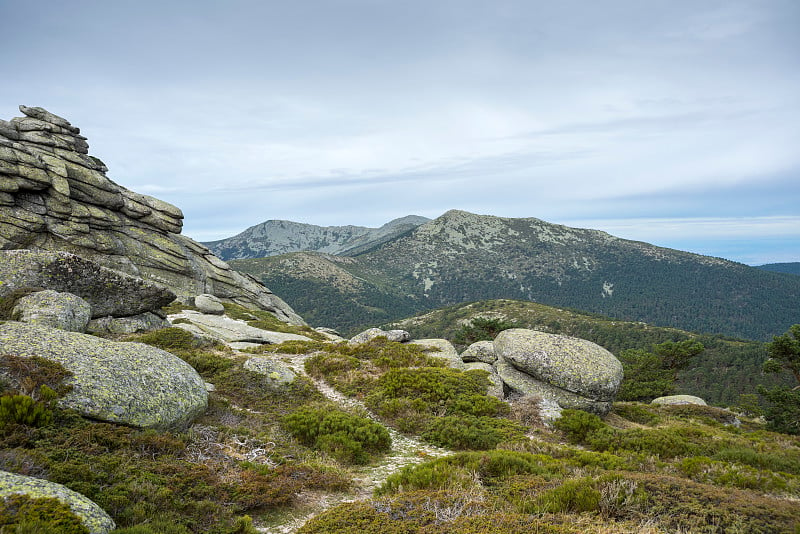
386,299,792,406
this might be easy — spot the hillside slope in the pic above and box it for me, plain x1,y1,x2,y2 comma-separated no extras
233,210,800,341
203,215,429,260
386,299,791,406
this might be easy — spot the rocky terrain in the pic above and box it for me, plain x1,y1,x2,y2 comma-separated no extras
1,107,799,534
0,106,302,324
231,209,800,341
204,215,429,260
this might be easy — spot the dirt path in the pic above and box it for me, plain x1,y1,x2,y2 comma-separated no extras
256,353,450,533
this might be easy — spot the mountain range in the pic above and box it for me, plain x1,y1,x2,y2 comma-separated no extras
226,210,800,340
203,215,429,259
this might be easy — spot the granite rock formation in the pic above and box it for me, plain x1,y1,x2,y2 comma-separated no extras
0,105,303,325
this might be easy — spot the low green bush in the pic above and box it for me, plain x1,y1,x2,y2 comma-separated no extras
422,415,526,450
0,390,54,429
0,494,88,534
552,409,606,444
283,405,391,465
531,477,601,514
612,403,660,426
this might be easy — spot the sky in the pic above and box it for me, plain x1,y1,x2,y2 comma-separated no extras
1,0,798,265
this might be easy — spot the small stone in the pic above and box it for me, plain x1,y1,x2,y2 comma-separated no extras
350,327,411,344
651,395,707,406
195,293,225,315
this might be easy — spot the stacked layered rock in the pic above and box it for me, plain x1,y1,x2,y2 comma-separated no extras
458,329,624,415
0,105,303,325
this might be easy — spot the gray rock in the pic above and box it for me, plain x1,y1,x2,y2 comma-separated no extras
0,106,305,327
86,312,170,335
409,338,465,369
349,327,411,344
0,322,208,430
0,470,115,534
461,340,496,364
12,289,91,332
175,311,311,344
0,250,175,318
229,341,264,350
464,362,504,398
496,357,612,415
243,357,297,384
651,395,707,406
494,328,623,402
194,293,225,315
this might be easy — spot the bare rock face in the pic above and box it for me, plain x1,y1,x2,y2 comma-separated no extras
0,105,303,325
11,289,91,332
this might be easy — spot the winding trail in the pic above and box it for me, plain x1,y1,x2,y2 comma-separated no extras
255,352,451,534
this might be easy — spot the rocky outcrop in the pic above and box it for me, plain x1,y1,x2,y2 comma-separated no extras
11,289,91,332
172,310,311,345
0,249,175,318
0,322,208,430
0,105,303,325
493,329,623,415
349,327,411,344
460,340,496,364
86,312,170,335
0,470,115,534
195,293,225,315
651,395,707,406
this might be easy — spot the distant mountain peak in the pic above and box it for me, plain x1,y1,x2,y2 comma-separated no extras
203,215,430,260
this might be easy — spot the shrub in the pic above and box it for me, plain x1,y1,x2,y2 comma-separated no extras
131,327,203,352
283,405,391,465
0,494,88,534
612,403,660,426
552,409,606,444
0,354,73,398
422,415,526,450
452,317,519,347
532,477,601,514
0,393,53,428
758,386,800,435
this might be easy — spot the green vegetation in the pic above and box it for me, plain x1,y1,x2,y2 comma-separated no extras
617,340,704,401
283,404,391,464
388,299,792,405
452,316,518,347
303,398,800,534
0,494,89,534
758,324,800,435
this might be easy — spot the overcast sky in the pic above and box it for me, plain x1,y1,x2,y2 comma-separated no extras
2,0,798,265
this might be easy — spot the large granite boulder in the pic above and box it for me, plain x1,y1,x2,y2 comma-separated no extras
349,327,411,344
460,340,496,364
495,358,611,414
463,361,504,399
495,329,623,401
194,293,225,315
0,322,207,430
0,470,115,534
11,289,91,332
85,312,170,335
243,357,298,385
0,105,303,326
0,249,175,318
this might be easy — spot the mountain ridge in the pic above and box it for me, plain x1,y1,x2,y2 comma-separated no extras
230,209,800,340
203,214,430,260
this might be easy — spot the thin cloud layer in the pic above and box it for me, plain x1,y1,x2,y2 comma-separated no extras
1,0,797,264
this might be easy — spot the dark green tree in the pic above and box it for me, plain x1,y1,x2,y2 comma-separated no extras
617,340,704,401
758,325,800,435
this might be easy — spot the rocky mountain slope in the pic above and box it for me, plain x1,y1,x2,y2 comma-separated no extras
0,105,302,324
232,209,800,340
203,215,429,260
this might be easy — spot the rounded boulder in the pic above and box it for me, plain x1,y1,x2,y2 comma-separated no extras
494,328,622,401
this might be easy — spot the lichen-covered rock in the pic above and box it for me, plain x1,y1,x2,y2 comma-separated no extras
494,328,623,402
0,470,115,534
0,322,207,430
349,327,410,344
463,361,504,398
496,357,612,415
194,293,224,315
12,289,91,332
0,106,304,326
86,312,170,335
460,340,496,364
243,357,297,385
0,249,175,318
172,311,311,345
409,338,465,369
651,394,707,406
